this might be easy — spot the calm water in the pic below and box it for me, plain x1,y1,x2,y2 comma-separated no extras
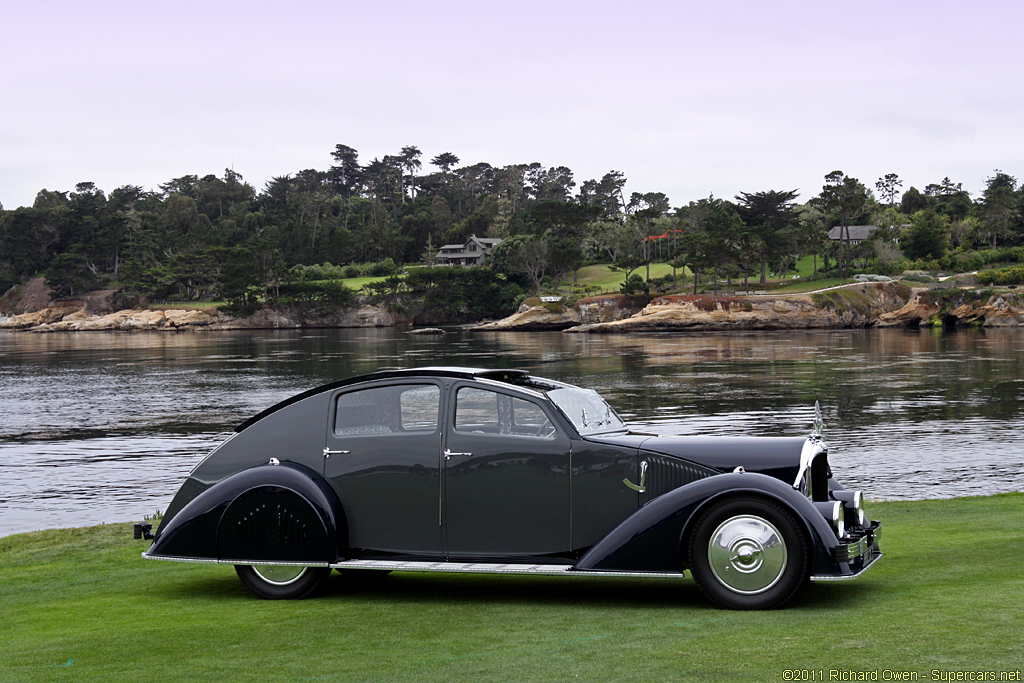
2,327,1023,537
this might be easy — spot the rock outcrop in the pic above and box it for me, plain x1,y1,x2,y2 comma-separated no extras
0,302,396,332
473,295,646,331
567,284,914,334
877,288,1024,327
474,303,581,331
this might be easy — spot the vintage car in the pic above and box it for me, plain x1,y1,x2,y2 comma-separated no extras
138,367,881,609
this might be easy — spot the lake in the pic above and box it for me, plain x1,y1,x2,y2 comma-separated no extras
1,326,1022,537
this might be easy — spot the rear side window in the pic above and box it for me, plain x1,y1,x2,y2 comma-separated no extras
335,384,440,436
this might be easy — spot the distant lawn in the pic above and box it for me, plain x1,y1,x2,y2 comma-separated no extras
574,263,692,293
334,275,390,290
2,493,1022,682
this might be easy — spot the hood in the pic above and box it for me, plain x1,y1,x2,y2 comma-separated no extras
589,433,808,485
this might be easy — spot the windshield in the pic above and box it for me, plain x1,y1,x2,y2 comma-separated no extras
547,387,627,436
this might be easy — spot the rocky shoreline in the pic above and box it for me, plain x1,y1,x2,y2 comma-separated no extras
3,281,1024,334
0,302,396,332
473,283,1024,333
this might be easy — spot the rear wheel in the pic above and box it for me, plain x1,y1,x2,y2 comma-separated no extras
688,496,808,610
235,564,331,599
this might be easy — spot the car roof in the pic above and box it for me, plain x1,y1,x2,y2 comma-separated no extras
235,367,538,433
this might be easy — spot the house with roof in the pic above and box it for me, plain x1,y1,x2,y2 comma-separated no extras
827,225,881,245
435,234,503,266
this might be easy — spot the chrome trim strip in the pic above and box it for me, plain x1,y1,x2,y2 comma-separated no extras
474,377,546,400
140,552,329,567
809,551,884,582
333,559,685,579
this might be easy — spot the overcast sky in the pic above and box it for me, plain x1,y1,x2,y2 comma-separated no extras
2,0,1021,210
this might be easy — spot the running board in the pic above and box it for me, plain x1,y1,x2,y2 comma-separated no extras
333,559,685,579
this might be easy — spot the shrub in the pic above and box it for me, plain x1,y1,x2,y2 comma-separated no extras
277,280,355,311
977,266,1024,286
620,273,649,295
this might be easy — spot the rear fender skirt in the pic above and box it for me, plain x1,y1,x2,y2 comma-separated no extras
574,472,842,575
144,462,346,563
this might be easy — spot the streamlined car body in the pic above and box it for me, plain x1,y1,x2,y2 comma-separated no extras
140,367,881,609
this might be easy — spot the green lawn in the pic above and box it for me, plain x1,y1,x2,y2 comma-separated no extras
574,263,691,293
334,275,390,291
2,493,1022,682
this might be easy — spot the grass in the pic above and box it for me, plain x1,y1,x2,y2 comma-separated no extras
1,493,1022,682
331,275,390,291
574,263,691,292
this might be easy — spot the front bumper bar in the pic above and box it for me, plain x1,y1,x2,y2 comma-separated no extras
810,520,882,582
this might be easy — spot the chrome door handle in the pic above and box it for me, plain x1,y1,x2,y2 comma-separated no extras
323,447,351,458
623,460,648,493
444,449,472,460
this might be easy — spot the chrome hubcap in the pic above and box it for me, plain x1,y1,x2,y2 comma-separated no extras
252,565,307,585
708,515,788,594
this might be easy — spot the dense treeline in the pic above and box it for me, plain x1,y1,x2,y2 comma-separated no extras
1,143,1022,312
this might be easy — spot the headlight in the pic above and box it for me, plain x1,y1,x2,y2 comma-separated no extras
831,501,846,540
833,490,867,528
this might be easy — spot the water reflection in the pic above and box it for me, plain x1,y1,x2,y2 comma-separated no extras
2,327,1023,536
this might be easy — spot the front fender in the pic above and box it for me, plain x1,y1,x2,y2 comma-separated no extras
574,472,840,575
144,462,345,563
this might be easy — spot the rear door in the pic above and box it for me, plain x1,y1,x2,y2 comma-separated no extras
443,383,571,559
324,381,443,557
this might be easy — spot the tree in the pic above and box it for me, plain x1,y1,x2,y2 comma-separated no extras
44,251,96,297
430,152,460,174
900,187,932,215
734,189,800,285
819,171,871,278
875,173,903,208
579,171,627,218
399,145,422,201
493,234,549,292
978,170,1021,248
901,209,949,261
329,145,362,197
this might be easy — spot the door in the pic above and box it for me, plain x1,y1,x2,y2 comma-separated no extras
443,384,571,559
324,382,443,557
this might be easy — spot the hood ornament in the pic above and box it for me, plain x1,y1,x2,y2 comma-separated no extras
810,400,826,440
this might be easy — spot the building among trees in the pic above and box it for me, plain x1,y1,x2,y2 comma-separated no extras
435,234,503,266
827,225,882,245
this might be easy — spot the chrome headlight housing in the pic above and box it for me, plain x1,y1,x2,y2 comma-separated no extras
814,501,846,540
831,501,846,540
833,490,867,528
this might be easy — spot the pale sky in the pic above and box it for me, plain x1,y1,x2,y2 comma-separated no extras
2,0,1021,210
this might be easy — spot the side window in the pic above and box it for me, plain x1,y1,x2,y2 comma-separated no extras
455,387,554,438
335,384,439,436
400,385,440,430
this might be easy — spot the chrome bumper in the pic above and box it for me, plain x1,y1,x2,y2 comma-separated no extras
810,520,882,582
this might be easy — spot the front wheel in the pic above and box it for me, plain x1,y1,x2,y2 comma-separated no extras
235,564,331,600
688,496,808,610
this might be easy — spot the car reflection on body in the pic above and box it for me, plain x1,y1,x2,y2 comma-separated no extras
138,367,881,610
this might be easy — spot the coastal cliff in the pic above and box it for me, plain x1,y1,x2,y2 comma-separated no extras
0,302,395,332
